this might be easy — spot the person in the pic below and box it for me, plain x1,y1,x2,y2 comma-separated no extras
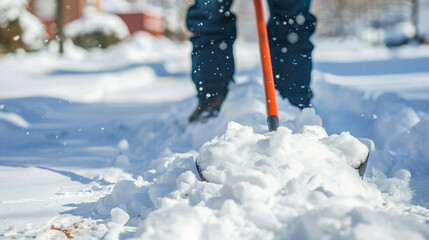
186,0,316,123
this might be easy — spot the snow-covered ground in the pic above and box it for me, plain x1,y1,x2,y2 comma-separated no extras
1,33,429,239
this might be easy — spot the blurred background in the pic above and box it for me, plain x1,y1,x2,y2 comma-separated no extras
1,0,429,55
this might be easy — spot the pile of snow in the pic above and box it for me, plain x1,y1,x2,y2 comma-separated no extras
65,7,129,40
0,0,27,23
312,71,429,179
65,7,129,48
123,122,428,239
17,11,46,50
0,0,46,51
198,123,369,185
90,78,429,239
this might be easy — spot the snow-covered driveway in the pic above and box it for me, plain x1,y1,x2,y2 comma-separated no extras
1,35,429,239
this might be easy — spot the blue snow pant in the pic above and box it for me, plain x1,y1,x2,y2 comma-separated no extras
186,0,316,108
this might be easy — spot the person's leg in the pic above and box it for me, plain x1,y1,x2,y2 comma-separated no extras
186,0,236,101
267,0,316,108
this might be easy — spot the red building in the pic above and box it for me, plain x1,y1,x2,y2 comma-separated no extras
28,0,164,40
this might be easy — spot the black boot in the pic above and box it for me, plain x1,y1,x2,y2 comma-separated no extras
189,94,227,123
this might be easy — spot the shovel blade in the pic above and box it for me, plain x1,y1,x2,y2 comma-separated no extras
196,152,370,183
356,152,369,178
195,159,207,182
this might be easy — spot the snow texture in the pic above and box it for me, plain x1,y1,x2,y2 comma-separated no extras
1,32,429,239
0,0,27,23
18,11,46,50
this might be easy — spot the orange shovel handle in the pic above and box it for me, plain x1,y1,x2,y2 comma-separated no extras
253,0,279,132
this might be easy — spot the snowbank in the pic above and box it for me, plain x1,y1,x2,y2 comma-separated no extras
0,0,46,51
0,0,27,23
92,78,429,239
65,7,129,49
65,8,129,40
123,122,428,239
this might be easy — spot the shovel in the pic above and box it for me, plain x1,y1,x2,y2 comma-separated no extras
253,0,279,133
251,0,368,178
196,0,368,180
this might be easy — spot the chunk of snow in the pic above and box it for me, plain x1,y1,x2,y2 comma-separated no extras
321,131,370,168
110,207,129,226
117,139,129,150
136,204,206,240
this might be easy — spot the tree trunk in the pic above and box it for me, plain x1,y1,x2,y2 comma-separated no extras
411,0,419,41
56,0,64,54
